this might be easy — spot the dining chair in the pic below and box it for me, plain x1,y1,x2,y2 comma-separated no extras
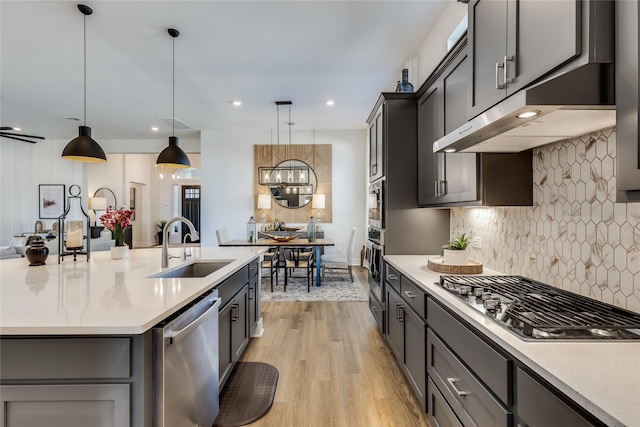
215,228,230,245
321,227,357,282
262,249,280,292
284,248,314,291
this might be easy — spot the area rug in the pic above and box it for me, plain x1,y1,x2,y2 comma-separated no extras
261,272,368,302
213,362,279,427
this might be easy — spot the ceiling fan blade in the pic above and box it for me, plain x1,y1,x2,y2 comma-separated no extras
0,134,39,144
0,127,15,131
0,131,45,140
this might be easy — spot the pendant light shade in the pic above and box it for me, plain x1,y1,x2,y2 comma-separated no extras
156,136,190,168
156,28,190,169
62,4,107,163
62,125,107,162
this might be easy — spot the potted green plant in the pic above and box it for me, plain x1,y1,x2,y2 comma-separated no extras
156,219,168,246
441,233,472,265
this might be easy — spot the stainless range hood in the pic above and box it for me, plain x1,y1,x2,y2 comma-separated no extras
433,63,615,153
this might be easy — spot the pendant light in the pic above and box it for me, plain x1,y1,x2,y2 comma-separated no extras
61,4,107,163
156,28,190,169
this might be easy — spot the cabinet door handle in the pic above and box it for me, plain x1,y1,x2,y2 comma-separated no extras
434,180,440,197
249,287,254,300
404,290,416,299
446,377,470,396
231,304,239,321
396,304,404,322
495,61,505,89
441,180,447,196
504,55,514,84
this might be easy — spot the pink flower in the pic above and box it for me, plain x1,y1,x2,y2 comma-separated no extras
99,208,134,247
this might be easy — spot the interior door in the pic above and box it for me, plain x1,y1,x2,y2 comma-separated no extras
181,185,201,243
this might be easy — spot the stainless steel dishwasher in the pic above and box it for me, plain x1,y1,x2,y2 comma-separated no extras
153,292,221,427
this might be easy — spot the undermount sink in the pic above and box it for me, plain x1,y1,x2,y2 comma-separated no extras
150,260,234,279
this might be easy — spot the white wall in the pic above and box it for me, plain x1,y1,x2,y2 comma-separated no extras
201,129,367,260
415,1,468,87
0,138,85,243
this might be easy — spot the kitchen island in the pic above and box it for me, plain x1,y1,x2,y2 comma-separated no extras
0,246,266,427
385,255,640,427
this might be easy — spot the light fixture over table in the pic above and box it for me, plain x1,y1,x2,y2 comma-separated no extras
156,28,190,169
61,4,107,163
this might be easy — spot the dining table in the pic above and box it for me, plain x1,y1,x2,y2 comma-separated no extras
219,238,335,286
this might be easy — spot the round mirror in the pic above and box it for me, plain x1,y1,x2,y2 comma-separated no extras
93,187,117,209
267,160,317,208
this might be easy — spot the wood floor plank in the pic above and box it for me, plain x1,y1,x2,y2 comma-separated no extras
240,267,431,427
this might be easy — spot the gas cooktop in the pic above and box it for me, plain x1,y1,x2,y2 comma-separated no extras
438,275,640,340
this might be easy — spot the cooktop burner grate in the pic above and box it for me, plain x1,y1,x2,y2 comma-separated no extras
439,275,640,339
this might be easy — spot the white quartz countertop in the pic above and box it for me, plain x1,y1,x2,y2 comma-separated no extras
385,255,640,427
0,247,265,335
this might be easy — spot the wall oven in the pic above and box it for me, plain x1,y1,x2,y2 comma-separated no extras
368,179,384,229
367,238,384,303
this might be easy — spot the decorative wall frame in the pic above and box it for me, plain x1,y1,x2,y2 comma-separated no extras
39,184,65,219
254,144,332,223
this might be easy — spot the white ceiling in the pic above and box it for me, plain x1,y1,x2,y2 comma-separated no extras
1,1,448,142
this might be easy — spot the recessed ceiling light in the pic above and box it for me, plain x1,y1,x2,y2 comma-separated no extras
12,127,21,131
516,110,540,119
232,100,242,106
151,127,159,131
326,100,335,106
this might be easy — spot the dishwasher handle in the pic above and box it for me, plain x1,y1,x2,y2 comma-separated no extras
165,298,220,345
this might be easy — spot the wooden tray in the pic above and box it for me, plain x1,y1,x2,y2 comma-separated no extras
427,256,483,274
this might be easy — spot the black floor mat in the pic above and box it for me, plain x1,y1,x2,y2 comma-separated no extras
213,362,279,427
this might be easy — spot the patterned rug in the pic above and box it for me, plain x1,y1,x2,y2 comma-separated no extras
260,270,368,302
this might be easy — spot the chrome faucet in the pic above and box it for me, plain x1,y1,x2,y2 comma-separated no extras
162,217,199,268
182,233,195,261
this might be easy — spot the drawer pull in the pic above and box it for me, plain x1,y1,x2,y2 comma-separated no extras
396,304,405,322
446,377,470,396
388,274,399,280
403,290,416,299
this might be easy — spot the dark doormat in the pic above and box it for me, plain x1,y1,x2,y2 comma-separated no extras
213,362,279,427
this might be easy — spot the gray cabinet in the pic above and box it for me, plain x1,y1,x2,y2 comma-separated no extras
248,275,258,330
616,0,640,202
219,284,249,389
468,0,581,117
367,92,450,255
368,105,384,182
385,265,427,411
516,368,595,427
0,337,136,427
418,39,477,206
417,37,533,208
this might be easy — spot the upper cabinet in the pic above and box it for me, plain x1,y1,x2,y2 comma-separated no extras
616,0,640,203
368,105,384,182
418,37,533,208
468,0,581,117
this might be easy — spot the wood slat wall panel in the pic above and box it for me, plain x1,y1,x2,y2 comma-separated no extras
254,144,332,224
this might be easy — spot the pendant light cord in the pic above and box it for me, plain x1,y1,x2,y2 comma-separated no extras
172,34,175,137
83,12,87,126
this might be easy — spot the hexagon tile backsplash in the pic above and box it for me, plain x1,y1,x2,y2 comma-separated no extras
450,127,640,313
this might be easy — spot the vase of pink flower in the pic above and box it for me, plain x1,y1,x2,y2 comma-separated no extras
100,208,134,259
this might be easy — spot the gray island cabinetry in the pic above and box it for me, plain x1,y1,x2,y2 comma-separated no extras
0,248,263,427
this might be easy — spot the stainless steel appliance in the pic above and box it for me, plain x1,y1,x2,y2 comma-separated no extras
153,292,221,426
438,275,640,340
368,179,384,229
367,238,384,303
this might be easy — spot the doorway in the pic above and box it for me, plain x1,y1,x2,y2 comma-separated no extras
182,185,201,243
130,182,144,247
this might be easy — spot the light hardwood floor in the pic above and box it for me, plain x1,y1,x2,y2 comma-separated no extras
241,267,431,427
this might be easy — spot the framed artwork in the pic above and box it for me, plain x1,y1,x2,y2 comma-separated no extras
130,187,136,220
39,184,65,219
